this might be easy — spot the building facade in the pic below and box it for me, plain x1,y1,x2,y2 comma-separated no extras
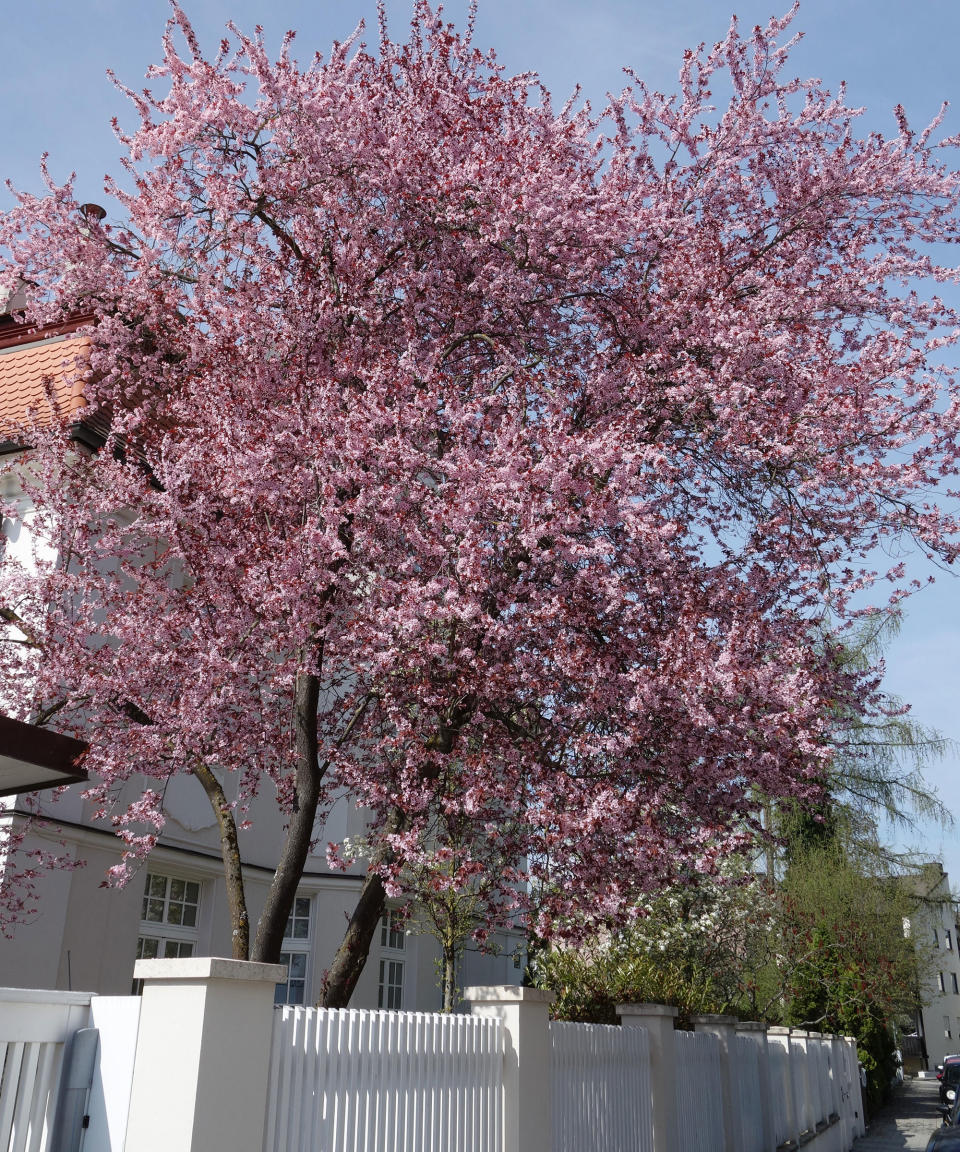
904,863,960,1070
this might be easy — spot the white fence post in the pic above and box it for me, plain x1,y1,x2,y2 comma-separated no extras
124,957,285,1152
736,1021,773,1152
465,985,554,1152
767,1026,800,1150
617,1003,677,1152
691,1014,737,1152
844,1035,866,1139
791,1028,813,1138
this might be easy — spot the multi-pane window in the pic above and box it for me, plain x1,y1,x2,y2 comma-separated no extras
276,952,308,1005
377,908,405,1010
136,936,194,961
380,908,405,950
953,973,959,995
285,897,311,941
142,874,200,928
275,896,312,1006
133,872,201,993
378,959,404,1010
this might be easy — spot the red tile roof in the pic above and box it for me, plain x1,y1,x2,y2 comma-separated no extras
0,313,98,448
0,335,92,437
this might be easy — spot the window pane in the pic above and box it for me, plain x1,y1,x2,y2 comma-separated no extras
293,918,309,940
181,904,197,928
169,878,186,901
185,882,200,904
166,902,183,926
295,897,310,918
148,874,167,897
145,899,165,923
289,953,307,979
138,937,160,959
288,981,305,1005
164,940,182,958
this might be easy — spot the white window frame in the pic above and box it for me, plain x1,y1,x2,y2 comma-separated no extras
380,908,405,951
133,872,202,993
377,908,405,1010
378,958,404,1011
274,895,312,1006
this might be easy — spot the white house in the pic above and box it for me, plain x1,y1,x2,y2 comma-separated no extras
0,301,524,1010
902,863,960,1069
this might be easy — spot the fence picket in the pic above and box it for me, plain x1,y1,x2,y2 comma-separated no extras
0,1043,23,1150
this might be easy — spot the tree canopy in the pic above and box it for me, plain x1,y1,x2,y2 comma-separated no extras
2,3,960,1000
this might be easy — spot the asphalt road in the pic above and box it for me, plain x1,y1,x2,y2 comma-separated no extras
852,1078,944,1152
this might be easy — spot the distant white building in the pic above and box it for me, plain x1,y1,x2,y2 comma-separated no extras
0,306,524,1010
903,863,960,1070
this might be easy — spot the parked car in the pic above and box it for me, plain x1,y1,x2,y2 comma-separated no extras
926,1092,960,1151
940,1056,960,1106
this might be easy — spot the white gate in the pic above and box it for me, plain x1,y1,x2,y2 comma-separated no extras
0,989,91,1152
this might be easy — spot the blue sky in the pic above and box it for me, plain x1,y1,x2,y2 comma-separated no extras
3,0,959,878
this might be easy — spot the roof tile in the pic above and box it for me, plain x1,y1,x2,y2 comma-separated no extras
0,336,92,439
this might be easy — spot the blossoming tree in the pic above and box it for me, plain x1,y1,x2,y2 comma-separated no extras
3,2,960,1004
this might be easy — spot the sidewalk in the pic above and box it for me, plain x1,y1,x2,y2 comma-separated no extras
852,1077,943,1152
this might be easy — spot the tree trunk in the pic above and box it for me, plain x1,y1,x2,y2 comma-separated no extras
321,867,389,1008
192,761,249,960
322,805,408,1007
442,941,457,1013
251,671,321,963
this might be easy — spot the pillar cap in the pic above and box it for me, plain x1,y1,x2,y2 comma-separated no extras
133,957,286,983
690,1014,738,1026
735,1021,768,1033
767,1026,792,1035
616,1002,678,1019
464,985,555,1005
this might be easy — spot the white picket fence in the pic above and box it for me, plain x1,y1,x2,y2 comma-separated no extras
264,1007,503,1152
550,1020,653,1152
673,1029,724,1152
0,969,865,1152
0,990,91,1152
